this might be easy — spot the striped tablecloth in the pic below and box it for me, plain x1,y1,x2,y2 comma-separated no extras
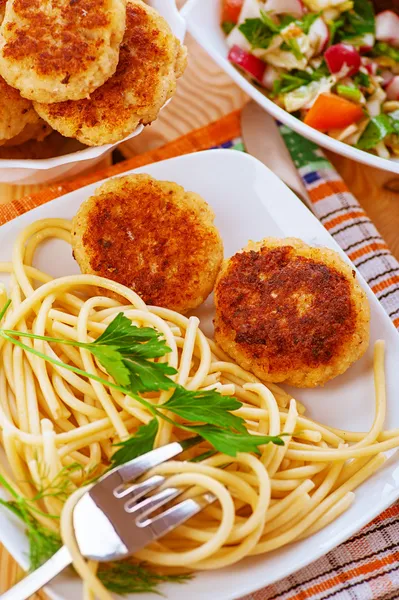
0,111,398,600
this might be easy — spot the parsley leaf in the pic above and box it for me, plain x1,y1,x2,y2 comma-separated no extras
122,357,177,393
186,425,285,457
357,114,394,150
89,345,132,388
97,561,192,595
371,42,399,63
111,419,159,467
0,307,286,459
239,18,276,49
164,386,246,433
94,313,159,347
88,312,177,392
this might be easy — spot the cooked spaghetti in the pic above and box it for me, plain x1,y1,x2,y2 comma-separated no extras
0,218,398,600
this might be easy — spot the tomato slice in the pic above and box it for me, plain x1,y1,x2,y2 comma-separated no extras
222,0,244,24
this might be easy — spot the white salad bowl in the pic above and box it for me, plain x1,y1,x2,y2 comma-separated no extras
0,0,186,186
182,0,399,175
1,149,399,600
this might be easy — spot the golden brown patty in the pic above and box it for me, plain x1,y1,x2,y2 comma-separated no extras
0,75,49,143
214,238,370,388
34,0,187,146
0,119,51,146
0,0,126,103
72,174,224,313
0,0,6,23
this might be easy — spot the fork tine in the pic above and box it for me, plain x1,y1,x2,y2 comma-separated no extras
126,487,181,516
138,492,216,539
116,437,201,483
114,475,166,500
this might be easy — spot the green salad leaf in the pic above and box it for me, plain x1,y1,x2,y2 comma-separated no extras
337,0,375,45
272,62,329,96
357,114,394,150
239,18,276,49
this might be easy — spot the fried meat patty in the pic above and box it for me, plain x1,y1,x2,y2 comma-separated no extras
34,0,187,146
214,238,370,387
0,75,50,143
72,174,223,313
0,0,126,103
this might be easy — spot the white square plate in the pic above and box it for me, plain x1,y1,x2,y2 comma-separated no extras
0,150,399,600
182,0,399,175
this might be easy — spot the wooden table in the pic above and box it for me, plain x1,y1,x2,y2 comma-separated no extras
1,3,399,596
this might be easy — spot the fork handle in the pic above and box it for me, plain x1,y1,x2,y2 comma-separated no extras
1,546,72,600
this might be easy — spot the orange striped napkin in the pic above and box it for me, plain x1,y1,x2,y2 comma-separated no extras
0,110,398,600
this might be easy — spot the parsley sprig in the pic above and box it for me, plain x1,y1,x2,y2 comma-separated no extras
0,305,285,458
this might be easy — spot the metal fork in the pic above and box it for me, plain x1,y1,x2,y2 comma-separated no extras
1,437,215,600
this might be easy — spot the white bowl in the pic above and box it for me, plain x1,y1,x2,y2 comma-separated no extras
0,0,186,186
182,0,399,175
1,150,399,599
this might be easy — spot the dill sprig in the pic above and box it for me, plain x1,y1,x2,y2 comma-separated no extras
0,473,63,570
97,561,192,596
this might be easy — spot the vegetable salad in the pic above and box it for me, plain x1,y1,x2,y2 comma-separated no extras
222,0,399,158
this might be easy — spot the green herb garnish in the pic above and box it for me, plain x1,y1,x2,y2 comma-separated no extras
111,418,159,467
186,426,285,456
164,387,246,433
0,307,285,458
0,472,64,570
97,561,192,595
0,472,191,594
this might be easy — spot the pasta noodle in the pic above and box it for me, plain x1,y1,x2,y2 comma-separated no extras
0,218,398,599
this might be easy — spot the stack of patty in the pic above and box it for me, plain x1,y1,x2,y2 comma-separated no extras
0,0,186,148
